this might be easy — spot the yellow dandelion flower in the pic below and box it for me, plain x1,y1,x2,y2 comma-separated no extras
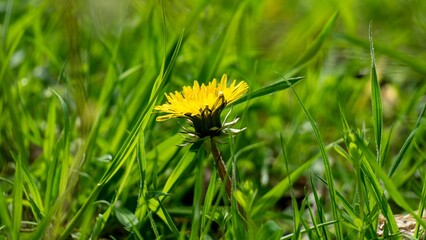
154,74,249,139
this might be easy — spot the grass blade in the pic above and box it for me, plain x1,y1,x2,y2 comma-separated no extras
280,136,302,240
200,169,217,238
58,24,185,240
388,104,426,177
11,153,22,240
189,152,204,240
354,134,426,232
162,142,202,195
286,12,339,77
156,197,180,238
369,24,383,163
251,149,315,218
283,76,342,238
338,34,426,75
308,176,328,239
21,166,43,222
196,1,247,82
0,184,12,239
231,77,304,106
280,220,339,240
144,142,202,228
414,168,426,238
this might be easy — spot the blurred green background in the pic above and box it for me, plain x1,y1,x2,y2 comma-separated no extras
1,0,425,238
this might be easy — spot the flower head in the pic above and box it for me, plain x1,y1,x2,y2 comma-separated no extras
155,74,248,140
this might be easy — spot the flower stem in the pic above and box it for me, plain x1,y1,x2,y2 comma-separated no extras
210,139,232,201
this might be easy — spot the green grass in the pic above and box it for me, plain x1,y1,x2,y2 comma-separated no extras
1,0,426,239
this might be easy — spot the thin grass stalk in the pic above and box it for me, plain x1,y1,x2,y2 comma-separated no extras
189,153,204,240
283,75,342,238
414,167,426,238
228,134,246,239
12,153,22,240
280,136,302,239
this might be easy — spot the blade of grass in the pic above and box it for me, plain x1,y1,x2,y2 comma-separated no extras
145,133,182,183
148,209,161,239
0,185,12,239
142,142,202,229
43,99,57,210
280,220,339,240
228,135,246,240
338,34,426,75
354,134,426,231
252,165,300,216
231,77,304,106
21,166,43,222
135,131,148,223
251,140,338,218
352,135,399,234
58,24,185,240
95,150,138,237
380,127,393,168
201,168,217,237
366,160,426,226
1,0,14,50
306,177,325,239
414,168,426,238
282,75,342,239
286,12,339,77
161,141,202,195
338,100,367,237
50,89,71,223
369,23,383,164
388,104,426,177
189,149,204,240
280,136,302,240
156,196,180,238
11,153,22,240
196,1,247,82
28,89,71,238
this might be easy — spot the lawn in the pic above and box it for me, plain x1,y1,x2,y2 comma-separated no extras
1,0,426,239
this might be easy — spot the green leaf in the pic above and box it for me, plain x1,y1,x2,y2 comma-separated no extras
114,206,139,231
255,220,283,240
